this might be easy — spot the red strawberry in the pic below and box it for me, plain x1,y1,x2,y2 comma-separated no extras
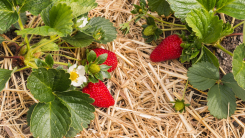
92,48,117,72
82,80,115,108
150,34,183,62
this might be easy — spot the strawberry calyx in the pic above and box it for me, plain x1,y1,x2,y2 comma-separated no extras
171,99,190,113
85,50,111,83
143,25,156,36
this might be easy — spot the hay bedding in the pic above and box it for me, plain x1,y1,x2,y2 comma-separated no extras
1,0,245,138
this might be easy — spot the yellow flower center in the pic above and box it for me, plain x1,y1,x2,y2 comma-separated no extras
70,71,79,82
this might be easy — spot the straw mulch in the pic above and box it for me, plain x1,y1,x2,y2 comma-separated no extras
1,0,245,138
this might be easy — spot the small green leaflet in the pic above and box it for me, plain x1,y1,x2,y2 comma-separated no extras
85,17,117,44
30,98,71,138
186,8,223,44
197,0,216,11
27,68,71,103
16,26,64,37
45,54,54,68
56,91,95,131
207,84,236,119
0,36,5,43
20,0,52,16
87,50,97,63
57,0,98,18
222,73,245,101
31,39,59,52
187,62,219,90
0,67,17,92
148,0,172,16
232,43,245,89
35,59,48,68
0,0,19,32
216,0,245,20
62,32,94,47
198,46,219,68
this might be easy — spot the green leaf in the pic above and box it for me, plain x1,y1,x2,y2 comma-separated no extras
216,0,245,20
86,17,117,44
88,75,98,83
99,65,111,71
222,73,245,101
27,103,37,126
62,32,94,47
232,43,245,89
199,46,219,68
31,39,59,52
95,53,108,64
207,84,236,119
27,68,71,103
166,0,202,21
0,67,17,92
0,36,5,43
87,50,97,63
186,8,223,44
66,127,80,138
56,91,95,131
45,54,54,68
57,0,98,18
101,71,111,79
41,3,73,36
187,61,219,90
21,0,52,16
0,0,18,31
197,0,216,11
94,72,103,80
220,22,234,38
13,12,27,29
16,26,64,36
148,0,171,16
30,98,71,138
35,59,48,68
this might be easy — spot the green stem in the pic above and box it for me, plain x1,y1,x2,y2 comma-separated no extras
162,28,187,31
215,43,233,56
18,14,31,51
182,80,189,100
243,21,245,44
32,36,60,53
29,19,43,43
54,61,68,66
147,14,186,27
59,46,77,49
15,66,30,72
233,20,245,29
47,53,80,61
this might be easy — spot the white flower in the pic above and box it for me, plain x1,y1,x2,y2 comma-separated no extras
68,64,87,87
77,17,88,28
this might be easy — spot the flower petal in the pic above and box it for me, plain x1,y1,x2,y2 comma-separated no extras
68,64,77,73
78,76,87,83
71,80,82,87
77,65,85,76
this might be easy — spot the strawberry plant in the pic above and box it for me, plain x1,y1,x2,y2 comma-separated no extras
120,0,245,118
0,0,118,137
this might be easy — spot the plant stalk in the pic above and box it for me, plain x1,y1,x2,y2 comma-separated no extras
54,61,68,66
215,43,233,57
233,20,245,29
147,14,186,27
47,53,80,61
15,66,30,72
18,14,31,51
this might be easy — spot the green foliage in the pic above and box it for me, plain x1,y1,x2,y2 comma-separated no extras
220,22,234,38
0,67,17,92
232,43,245,89
57,0,98,18
66,127,80,138
0,36,5,43
197,46,219,68
186,8,223,44
87,50,97,63
148,0,172,16
196,0,216,11
27,68,71,102
85,17,117,44
45,54,54,68
27,103,37,126
216,0,245,20
16,26,64,37
21,0,52,16
142,17,163,43
31,39,59,52
56,91,95,131
35,59,49,68
13,12,28,29
0,0,19,32
187,62,219,90
62,32,94,47
207,84,236,119
94,54,108,64
30,98,71,138
222,73,245,101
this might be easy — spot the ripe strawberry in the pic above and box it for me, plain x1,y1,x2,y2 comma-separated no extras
92,48,117,72
150,34,183,62
82,80,115,108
